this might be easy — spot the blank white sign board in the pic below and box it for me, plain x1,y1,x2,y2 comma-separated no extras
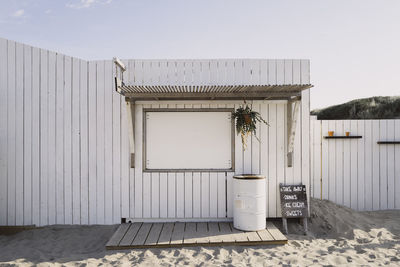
145,111,233,170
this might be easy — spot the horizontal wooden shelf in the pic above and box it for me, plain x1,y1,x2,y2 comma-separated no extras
324,136,362,139
377,141,400,144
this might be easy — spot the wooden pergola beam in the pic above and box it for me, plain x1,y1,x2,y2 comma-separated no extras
126,100,135,168
120,91,303,100
287,98,301,167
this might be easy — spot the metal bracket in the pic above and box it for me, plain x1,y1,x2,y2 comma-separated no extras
113,57,126,71
113,57,126,95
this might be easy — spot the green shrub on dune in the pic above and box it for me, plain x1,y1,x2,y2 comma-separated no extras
311,96,400,120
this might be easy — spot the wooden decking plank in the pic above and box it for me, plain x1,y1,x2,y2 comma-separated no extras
265,221,287,241
246,231,262,242
106,221,287,249
257,228,274,241
157,223,174,245
170,222,185,244
183,222,197,244
229,223,248,242
106,223,130,247
119,222,142,246
132,223,153,246
219,222,235,242
196,222,209,244
145,223,164,245
208,222,222,243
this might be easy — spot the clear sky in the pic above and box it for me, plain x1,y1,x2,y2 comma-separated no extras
1,0,399,109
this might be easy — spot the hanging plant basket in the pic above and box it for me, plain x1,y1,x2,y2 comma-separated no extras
232,104,269,231
243,114,251,124
232,104,269,150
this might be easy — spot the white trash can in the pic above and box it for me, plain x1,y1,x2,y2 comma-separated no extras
233,175,266,231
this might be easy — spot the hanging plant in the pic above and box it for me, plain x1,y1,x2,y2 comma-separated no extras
232,104,269,150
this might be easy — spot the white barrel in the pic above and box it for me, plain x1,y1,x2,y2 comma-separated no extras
233,175,266,231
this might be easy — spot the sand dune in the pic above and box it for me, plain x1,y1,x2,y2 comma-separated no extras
0,198,399,266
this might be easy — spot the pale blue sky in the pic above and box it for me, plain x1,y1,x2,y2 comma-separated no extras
1,0,399,109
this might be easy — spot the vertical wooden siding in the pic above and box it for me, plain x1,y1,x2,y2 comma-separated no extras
117,59,309,86
0,38,311,225
311,119,400,211
126,99,308,221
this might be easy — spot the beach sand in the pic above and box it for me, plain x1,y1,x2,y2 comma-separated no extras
0,198,399,266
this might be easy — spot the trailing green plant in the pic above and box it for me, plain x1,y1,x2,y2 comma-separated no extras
232,105,269,150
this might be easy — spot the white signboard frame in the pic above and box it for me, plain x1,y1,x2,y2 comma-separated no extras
143,109,235,171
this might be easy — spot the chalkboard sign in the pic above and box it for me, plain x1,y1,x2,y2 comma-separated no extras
279,184,308,218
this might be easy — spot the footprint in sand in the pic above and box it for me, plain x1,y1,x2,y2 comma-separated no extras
369,254,376,259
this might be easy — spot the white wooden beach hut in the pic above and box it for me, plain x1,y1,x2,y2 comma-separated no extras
0,37,312,227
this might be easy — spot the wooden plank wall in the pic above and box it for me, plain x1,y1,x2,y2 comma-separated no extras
119,58,310,86
310,119,400,211
127,98,308,221
0,37,311,225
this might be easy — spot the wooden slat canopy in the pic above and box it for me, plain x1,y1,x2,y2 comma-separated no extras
113,58,313,100
117,84,313,100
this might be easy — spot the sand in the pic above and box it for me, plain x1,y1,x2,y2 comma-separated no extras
0,198,399,266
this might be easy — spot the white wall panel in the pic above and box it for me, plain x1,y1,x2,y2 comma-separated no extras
387,121,395,209
23,45,32,225
87,61,97,224
64,56,73,224
48,51,57,225
311,119,400,211
104,60,114,224
159,173,168,218
7,40,16,226
96,60,105,224
357,120,365,210
15,42,24,226
0,38,7,225
167,172,175,218
350,120,358,210
335,120,344,205
192,172,201,218
176,172,185,218
395,121,400,209
343,120,351,207
79,60,89,224
364,120,373,210
301,89,311,215
184,172,193,218
133,101,143,218
267,104,277,217
0,37,311,225
71,58,81,224
55,53,64,224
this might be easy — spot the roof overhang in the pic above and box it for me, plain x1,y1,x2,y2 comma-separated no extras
113,58,313,101
118,84,313,101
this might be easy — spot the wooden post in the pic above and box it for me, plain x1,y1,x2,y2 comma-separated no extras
282,218,288,234
287,102,293,167
126,100,135,168
287,99,300,167
302,218,308,234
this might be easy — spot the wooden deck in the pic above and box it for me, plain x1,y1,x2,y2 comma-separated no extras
106,221,287,249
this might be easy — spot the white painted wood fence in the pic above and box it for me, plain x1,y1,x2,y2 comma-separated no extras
0,37,311,226
120,58,310,86
310,118,400,210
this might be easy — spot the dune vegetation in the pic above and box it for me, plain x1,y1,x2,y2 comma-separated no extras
311,96,400,120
